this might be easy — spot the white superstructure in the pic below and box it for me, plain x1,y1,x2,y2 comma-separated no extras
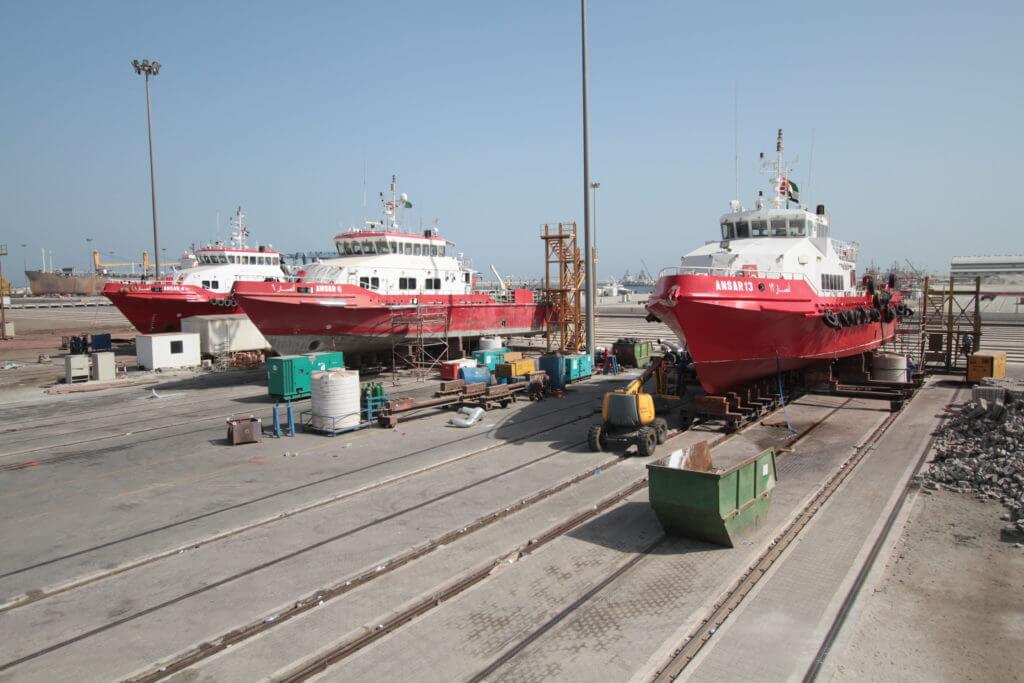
172,207,285,293
296,176,476,295
674,129,861,296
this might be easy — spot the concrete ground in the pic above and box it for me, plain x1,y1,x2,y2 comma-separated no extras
823,490,1024,682
0,305,1021,681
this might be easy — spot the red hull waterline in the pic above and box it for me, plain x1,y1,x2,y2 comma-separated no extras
103,282,239,334
645,274,900,394
233,281,546,356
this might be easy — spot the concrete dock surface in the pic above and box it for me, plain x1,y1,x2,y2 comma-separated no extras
0,304,1022,681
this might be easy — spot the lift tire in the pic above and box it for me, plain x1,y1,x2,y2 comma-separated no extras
654,417,668,444
823,310,841,329
637,427,657,457
587,424,606,452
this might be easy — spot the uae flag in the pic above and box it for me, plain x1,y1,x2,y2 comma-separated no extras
783,178,800,203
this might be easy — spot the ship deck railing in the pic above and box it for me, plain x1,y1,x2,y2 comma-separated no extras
657,265,817,285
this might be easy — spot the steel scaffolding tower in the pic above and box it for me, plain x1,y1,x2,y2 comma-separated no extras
540,222,585,353
390,303,450,382
919,275,982,374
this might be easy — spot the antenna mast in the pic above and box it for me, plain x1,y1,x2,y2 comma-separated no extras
733,82,739,201
761,128,796,208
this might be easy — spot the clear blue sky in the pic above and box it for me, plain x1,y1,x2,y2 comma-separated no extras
2,0,1021,285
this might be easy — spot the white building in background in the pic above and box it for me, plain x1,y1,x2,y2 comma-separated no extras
950,255,1024,280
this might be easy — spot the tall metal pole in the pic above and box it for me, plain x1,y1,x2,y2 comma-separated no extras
580,0,595,355
0,244,8,340
134,59,161,280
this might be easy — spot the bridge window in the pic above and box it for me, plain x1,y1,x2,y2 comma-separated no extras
771,218,788,237
414,244,421,256
389,241,398,254
735,221,750,239
377,239,389,253
751,220,768,237
720,222,733,239
430,245,438,256
439,246,445,256
789,218,806,237
404,243,412,255
351,242,362,255
363,240,376,254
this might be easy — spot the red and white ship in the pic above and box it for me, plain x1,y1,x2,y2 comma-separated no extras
232,178,545,356
104,207,286,333
646,130,905,394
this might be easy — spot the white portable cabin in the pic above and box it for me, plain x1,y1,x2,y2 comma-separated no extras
136,333,201,370
181,314,271,355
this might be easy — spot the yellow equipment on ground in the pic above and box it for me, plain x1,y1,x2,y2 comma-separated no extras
589,361,667,457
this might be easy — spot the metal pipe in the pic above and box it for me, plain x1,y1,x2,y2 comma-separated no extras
580,0,595,355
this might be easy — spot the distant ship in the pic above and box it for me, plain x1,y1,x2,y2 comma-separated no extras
25,250,151,296
621,265,656,289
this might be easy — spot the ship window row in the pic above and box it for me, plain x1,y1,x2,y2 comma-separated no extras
358,276,380,290
201,280,221,290
398,277,417,289
721,217,810,240
338,239,445,258
821,273,845,291
423,278,442,290
198,254,280,266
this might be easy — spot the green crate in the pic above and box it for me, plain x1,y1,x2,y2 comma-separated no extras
612,339,653,368
471,348,508,371
646,447,777,547
267,352,345,401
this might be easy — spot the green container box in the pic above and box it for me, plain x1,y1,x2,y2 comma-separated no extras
565,352,593,383
472,348,508,371
267,351,345,401
646,447,777,547
612,339,654,368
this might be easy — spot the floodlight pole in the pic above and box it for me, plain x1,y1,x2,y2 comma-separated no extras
0,243,8,340
133,59,162,280
581,0,595,355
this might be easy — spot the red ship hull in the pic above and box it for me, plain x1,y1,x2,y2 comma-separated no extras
645,274,900,394
103,282,238,334
233,281,546,356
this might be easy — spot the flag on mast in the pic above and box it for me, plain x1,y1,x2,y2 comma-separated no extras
781,177,800,203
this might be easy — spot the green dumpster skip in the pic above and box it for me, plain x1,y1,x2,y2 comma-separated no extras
646,446,777,547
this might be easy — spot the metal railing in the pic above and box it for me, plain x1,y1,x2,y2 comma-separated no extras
656,265,817,287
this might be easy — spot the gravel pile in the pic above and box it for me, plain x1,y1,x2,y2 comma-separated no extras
916,379,1024,535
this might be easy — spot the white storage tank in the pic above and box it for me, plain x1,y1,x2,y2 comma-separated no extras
872,352,908,382
310,369,361,431
181,314,271,355
136,333,201,370
479,336,504,350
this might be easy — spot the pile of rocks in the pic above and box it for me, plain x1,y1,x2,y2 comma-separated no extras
917,379,1024,535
